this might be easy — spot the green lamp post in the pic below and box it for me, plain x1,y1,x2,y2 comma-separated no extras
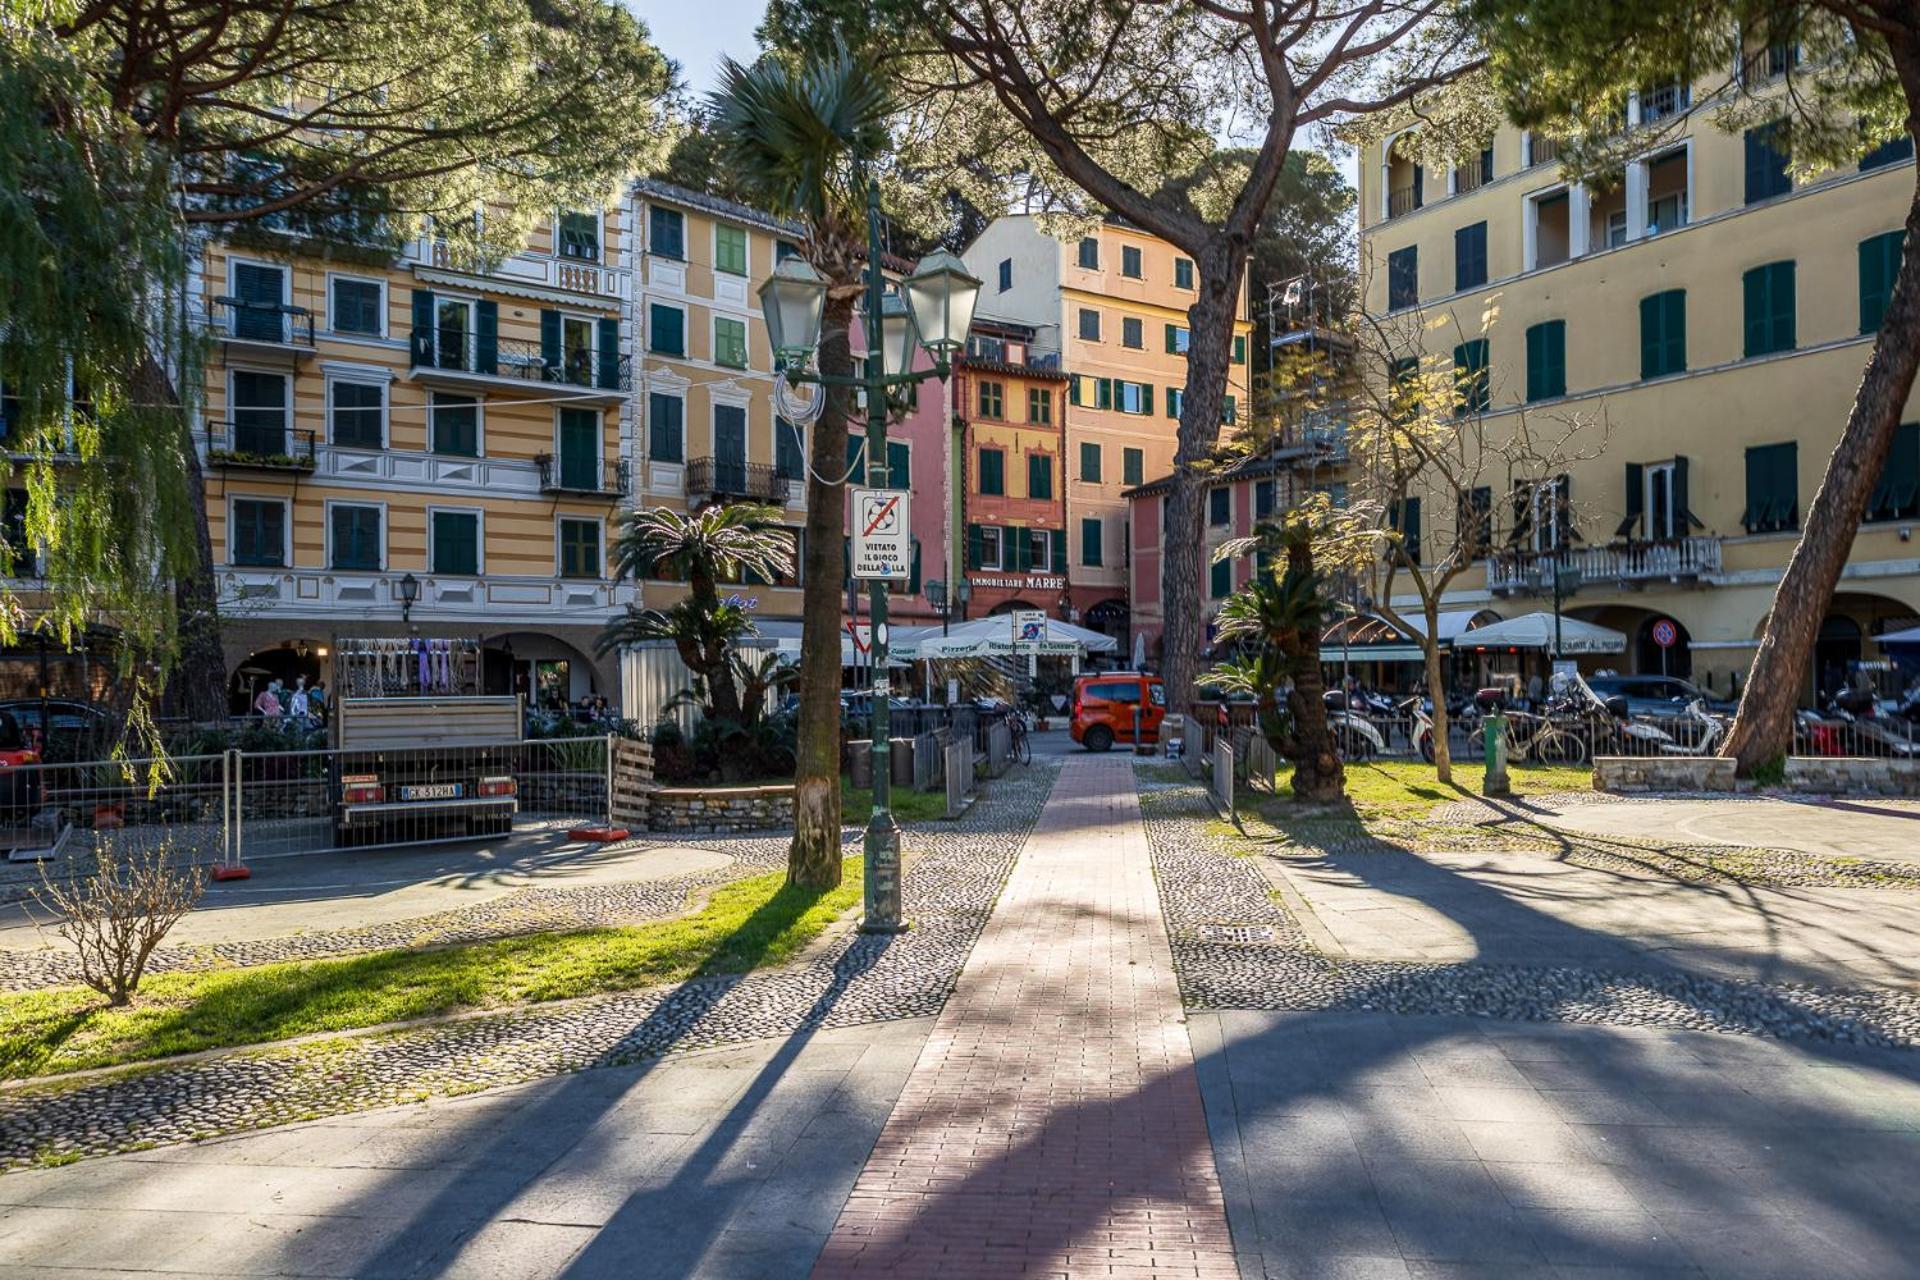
757,179,982,933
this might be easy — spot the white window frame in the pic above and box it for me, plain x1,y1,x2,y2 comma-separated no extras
558,310,599,383
226,365,293,444
1379,127,1418,221
1643,460,1679,541
426,504,485,577
227,493,291,569
432,293,478,371
1027,528,1052,572
556,514,604,580
978,526,1004,571
1118,381,1147,415
1170,326,1191,354
323,498,387,573
1524,184,1578,271
224,255,291,321
648,204,686,259
428,391,486,458
1639,140,1694,241
711,312,750,371
712,220,751,278
324,272,387,339
324,374,387,450
554,207,604,262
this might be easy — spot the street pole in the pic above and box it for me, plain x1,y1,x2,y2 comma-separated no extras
858,175,905,935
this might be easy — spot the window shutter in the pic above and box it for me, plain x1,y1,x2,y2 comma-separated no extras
475,301,498,375
1403,497,1421,564
1165,324,1179,354
1142,384,1154,416
596,318,620,389
1662,291,1686,373
1069,377,1082,407
887,440,910,487
842,535,851,585
1639,295,1660,379
1508,484,1532,546
967,524,984,569
846,436,865,485
1860,231,1904,334
1006,526,1026,571
1050,528,1067,572
1622,462,1644,537
540,309,562,375
909,538,922,594
1555,475,1575,544
410,289,435,365
1096,378,1112,410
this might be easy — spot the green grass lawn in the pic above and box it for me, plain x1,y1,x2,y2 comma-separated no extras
1252,758,1591,828
0,858,862,1081
841,778,951,825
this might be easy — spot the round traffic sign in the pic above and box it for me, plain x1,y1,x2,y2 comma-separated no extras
1650,619,1678,648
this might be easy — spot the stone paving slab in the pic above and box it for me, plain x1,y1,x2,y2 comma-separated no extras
815,755,1239,1279
1505,794,1920,866
0,1016,935,1278
1194,1008,1920,1280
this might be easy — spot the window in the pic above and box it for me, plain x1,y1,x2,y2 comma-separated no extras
844,435,866,486
1510,476,1571,552
715,224,748,276
330,380,384,448
714,316,748,369
1525,320,1566,402
1867,423,1920,522
1027,452,1053,499
775,417,804,481
1640,289,1686,379
648,394,683,464
1862,135,1915,172
1254,479,1275,519
998,258,1013,292
558,211,599,261
431,393,479,456
1458,486,1493,556
978,380,1005,418
559,518,602,578
1122,317,1143,349
1209,557,1232,599
1026,528,1052,571
1454,222,1488,292
329,504,382,571
434,297,474,370
1117,381,1152,415
649,303,685,356
230,261,287,341
557,406,601,490
1743,261,1796,357
969,524,1005,570
1453,339,1490,414
1121,245,1143,278
1744,121,1792,204
1390,497,1423,565
559,314,596,385
1175,258,1194,289
1233,335,1247,365
431,510,480,576
649,206,685,259
230,499,286,568
1222,395,1237,424
1625,458,1692,542
330,278,383,336
1081,517,1104,566
1123,447,1143,487
979,447,1005,495
1388,355,1420,424
0,490,28,575
229,370,290,455
1860,230,1905,333
1077,237,1099,269
1078,308,1101,341
1167,388,1183,418
1165,324,1190,354
1027,387,1052,424
1208,488,1229,526
1080,442,1103,483
1388,246,1418,311
1743,442,1799,533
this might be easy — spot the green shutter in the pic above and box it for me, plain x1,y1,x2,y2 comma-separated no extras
409,289,435,365
1860,230,1905,334
1096,378,1112,410
1165,324,1179,354
540,309,562,375
978,448,1002,495
1210,557,1231,599
886,440,910,487
1142,384,1154,416
597,317,620,389
909,538,922,594
1526,321,1565,401
1050,528,1067,573
846,436,865,485
1868,424,1920,521
1069,377,1082,407
1006,526,1026,571
1744,262,1796,357
1123,448,1143,487
1233,335,1246,364
1640,291,1685,379
650,304,683,356
1623,461,1644,537
433,512,478,575
1081,517,1103,567
475,301,498,375
967,523,984,569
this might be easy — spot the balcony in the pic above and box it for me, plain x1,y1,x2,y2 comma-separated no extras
685,458,792,506
1638,82,1691,125
407,331,629,404
960,337,1063,372
1488,536,1721,595
535,454,630,499
206,297,315,364
1527,136,1562,168
1386,184,1421,219
203,422,318,474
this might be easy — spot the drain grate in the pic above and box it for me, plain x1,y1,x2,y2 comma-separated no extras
1197,923,1275,945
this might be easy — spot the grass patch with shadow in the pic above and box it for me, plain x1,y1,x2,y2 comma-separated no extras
0,857,862,1081
841,778,951,825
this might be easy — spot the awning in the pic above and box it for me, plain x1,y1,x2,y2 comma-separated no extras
1324,643,1426,663
1321,608,1498,659
1453,612,1628,655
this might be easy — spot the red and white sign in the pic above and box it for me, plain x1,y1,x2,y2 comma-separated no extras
846,622,873,654
851,488,911,581
1650,619,1679,649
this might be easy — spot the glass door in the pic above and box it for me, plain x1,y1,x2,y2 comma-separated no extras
230,371,289,455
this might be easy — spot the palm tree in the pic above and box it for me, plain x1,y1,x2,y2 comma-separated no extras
711,45,893,890
598,504,793,727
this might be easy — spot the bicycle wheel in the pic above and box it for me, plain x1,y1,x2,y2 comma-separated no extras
1537,730,1588,767
1015,728,1032,766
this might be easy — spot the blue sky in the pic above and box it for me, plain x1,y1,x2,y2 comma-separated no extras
633,0,767,98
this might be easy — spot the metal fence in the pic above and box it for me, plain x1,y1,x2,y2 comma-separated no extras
911,729,948,793
944,739,975,818
1211,739,1234,813
984,718,1012,777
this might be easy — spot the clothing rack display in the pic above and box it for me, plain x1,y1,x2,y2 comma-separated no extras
336,637,481,698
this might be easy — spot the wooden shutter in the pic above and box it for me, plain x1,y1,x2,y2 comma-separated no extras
1165,324,1179,354
1620,462,1644,538
887,441,910,488
410,289,435,365
540,309,562,375
1403,496,1422,564
909,538,922,594
967,524,984,569
475,301,498,375
597,318,620,389
846,436,865,486
1860,231,1903,334
1050,528,1067,573
1672,456,1699,530
1096,378,1112,410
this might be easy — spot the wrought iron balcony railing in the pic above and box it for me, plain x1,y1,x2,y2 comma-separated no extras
204,422,318,472
409,330,630,393
685,457,793,505
535,454,630,498
207,297,315,348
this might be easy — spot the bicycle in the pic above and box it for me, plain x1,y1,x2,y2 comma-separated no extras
1006,710,1033,766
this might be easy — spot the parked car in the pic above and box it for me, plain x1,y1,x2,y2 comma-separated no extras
1070,672,1165,752
1583,676,1736,719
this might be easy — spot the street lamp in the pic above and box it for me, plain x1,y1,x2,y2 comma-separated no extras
397,572,420,625
759,176,982,935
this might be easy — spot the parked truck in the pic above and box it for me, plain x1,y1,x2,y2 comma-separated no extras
330,638,522,847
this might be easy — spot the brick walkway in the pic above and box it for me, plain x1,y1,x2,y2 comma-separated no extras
814,757,1238,1279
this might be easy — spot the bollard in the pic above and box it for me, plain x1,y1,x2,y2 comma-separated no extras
1482,711,1511,797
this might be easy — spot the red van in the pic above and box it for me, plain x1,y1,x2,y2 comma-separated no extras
1070,672,1166,752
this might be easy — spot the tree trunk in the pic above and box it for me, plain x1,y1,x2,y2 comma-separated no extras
134,352,226,722
787,293,857,890
1160,243,1247,708
1282,540,1344,802
1422,598,1453,786
1722,159,1920,774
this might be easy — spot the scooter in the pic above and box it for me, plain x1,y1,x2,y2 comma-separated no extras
1323,690,1386,760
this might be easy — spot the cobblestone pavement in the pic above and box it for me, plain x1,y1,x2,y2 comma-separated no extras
816,755,1237,1279
1140,773,1920,1048
0,766,1057,1170
0,832,792,993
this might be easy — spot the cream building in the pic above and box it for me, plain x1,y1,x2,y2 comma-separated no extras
961,216,1254,645
1358,59,1918,697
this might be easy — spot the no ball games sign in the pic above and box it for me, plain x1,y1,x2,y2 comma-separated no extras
851,488,911,581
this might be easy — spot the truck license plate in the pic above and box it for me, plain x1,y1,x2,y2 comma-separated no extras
400,783,462,801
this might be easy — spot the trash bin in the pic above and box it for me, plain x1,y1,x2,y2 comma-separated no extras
847,739,873,788
890,736,915,787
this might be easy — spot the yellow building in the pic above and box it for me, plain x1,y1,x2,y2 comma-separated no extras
198,204,635,711
629,180,808,626
961,216,1254,644
1358,65,1918,696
